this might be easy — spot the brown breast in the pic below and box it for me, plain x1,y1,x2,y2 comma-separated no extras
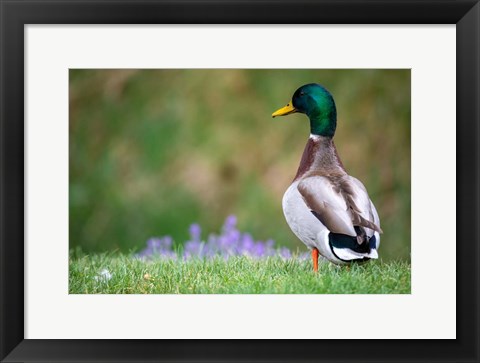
293,135,346,182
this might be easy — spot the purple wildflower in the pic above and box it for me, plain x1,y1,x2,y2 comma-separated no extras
137,215,298,261
189,223,201,241
223,215,237,232
184,240,205,259
137,236,175,260
147,237,161,250
253,242,265,257
279,247,292,260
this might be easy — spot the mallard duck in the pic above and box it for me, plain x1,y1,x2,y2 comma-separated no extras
272,83,382,271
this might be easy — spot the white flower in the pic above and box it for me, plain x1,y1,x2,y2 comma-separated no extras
94,268,112,282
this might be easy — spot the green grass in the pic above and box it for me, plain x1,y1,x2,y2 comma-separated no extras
69,254,411,294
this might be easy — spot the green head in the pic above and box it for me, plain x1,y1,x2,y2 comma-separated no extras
272,83,337,137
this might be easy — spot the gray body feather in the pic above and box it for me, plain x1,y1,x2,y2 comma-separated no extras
283,135,381,264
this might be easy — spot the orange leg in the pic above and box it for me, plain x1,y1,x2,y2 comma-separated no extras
312,248,319,272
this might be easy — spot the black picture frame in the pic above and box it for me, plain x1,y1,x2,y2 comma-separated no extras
1,1,479,362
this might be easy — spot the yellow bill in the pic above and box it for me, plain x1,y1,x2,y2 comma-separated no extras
272,101,297,118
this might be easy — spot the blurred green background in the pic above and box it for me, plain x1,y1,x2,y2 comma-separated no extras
69,69,410,261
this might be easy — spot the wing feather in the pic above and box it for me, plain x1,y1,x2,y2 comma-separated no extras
298,177,356,237
297,176,381,242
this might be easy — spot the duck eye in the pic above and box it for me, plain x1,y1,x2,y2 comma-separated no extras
299,91,305,96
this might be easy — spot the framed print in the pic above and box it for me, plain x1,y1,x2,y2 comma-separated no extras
1,1,479,362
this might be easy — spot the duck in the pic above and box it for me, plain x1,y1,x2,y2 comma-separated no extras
272,83,382,271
